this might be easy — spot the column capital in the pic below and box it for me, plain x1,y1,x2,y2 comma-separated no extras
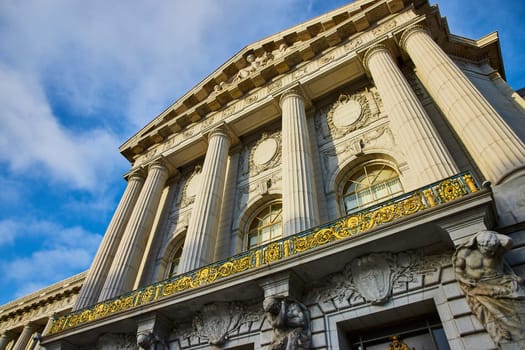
124,167,146,182
399,24,430,51
362,43,391,71
205,122,239,146
279,86,304,107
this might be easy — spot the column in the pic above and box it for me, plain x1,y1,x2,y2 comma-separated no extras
280,88,319,235
98,160,169,301
363,44,458,189
179,126,231,272
0,331,14,350
74,170,145,310
12,324,36,350
400,25,525,184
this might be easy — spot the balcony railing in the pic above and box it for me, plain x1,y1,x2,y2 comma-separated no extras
48,172,479,334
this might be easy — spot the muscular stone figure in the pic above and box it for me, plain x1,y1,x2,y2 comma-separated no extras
453,230,525,346
263,297,311,350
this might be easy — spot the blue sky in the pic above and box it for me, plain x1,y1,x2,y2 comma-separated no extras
0,0,523,306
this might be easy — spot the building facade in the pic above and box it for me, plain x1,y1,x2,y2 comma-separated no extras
2,0,525,349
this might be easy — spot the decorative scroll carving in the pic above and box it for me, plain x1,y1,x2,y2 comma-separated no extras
263,297,311,350
344,37,363,52
95,333,138,350
307,250,452,305
453,230,525,346
322,89,382,141
180,165,202,207
372,19,397,37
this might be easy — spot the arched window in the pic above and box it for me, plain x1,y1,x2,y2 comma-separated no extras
167,244,183,277
246,201,283,249
342,164,403,214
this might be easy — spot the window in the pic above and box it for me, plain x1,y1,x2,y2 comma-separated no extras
246,202,283,249
343,164,402,214
167,244,183,277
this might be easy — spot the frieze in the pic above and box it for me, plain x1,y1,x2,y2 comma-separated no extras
133,12,417,167
267,79,283,93
372,19,397,37
306,250,452,305
292,66,308,79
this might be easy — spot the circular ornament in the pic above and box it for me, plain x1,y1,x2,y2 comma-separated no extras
253,138,278,165
186,173,202,198
332,97,362,127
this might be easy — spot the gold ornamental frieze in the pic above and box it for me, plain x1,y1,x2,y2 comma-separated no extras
49,172,479,335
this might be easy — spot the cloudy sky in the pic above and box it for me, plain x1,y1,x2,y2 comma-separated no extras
0,0,524,306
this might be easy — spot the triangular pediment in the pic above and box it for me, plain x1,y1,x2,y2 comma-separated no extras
120,0,408,159
120,0,504,163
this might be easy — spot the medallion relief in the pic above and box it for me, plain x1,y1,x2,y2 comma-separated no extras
306,250,451,306
180,165,202,208
248,131,282,176
175,302,262,347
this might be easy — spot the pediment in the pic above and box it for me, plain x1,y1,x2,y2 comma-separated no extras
120,0,504,164
120,0,408,160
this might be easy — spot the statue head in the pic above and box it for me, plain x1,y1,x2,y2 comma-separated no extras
263,297,282,315
476,230,500,257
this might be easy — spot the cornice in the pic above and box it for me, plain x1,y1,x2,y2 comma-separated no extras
119,0,407,162
0,272,85,322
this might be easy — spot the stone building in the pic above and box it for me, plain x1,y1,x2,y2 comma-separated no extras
2,0,525,349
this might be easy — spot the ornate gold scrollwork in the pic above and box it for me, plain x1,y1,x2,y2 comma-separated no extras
48,172,478,335
437,179,465,203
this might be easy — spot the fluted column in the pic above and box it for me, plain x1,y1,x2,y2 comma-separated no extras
74,170,145,310
98,160,169,301
0,331,14,350
12,324,35,350
179,126,232,272
400,25,525,183
363,44,458,188
280,88,319,235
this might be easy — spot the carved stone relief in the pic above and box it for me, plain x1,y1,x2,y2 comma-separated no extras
307,250,452,305
180,165,202,208
248,131,282,176
372,19,397,37
315,89,383,145
175,302,262,348
326,91,372,139
453,230,525,346
263,297,311,350
95,333,138,350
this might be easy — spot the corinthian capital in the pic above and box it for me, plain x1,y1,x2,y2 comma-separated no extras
362,43,391,71
399,24,430,51
279,87,304,107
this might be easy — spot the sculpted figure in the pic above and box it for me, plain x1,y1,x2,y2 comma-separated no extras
137,330,166,350
263,297,311,350
453,230,525,345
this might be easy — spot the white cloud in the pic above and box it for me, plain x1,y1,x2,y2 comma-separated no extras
0,219,102,298
0,65,122,190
